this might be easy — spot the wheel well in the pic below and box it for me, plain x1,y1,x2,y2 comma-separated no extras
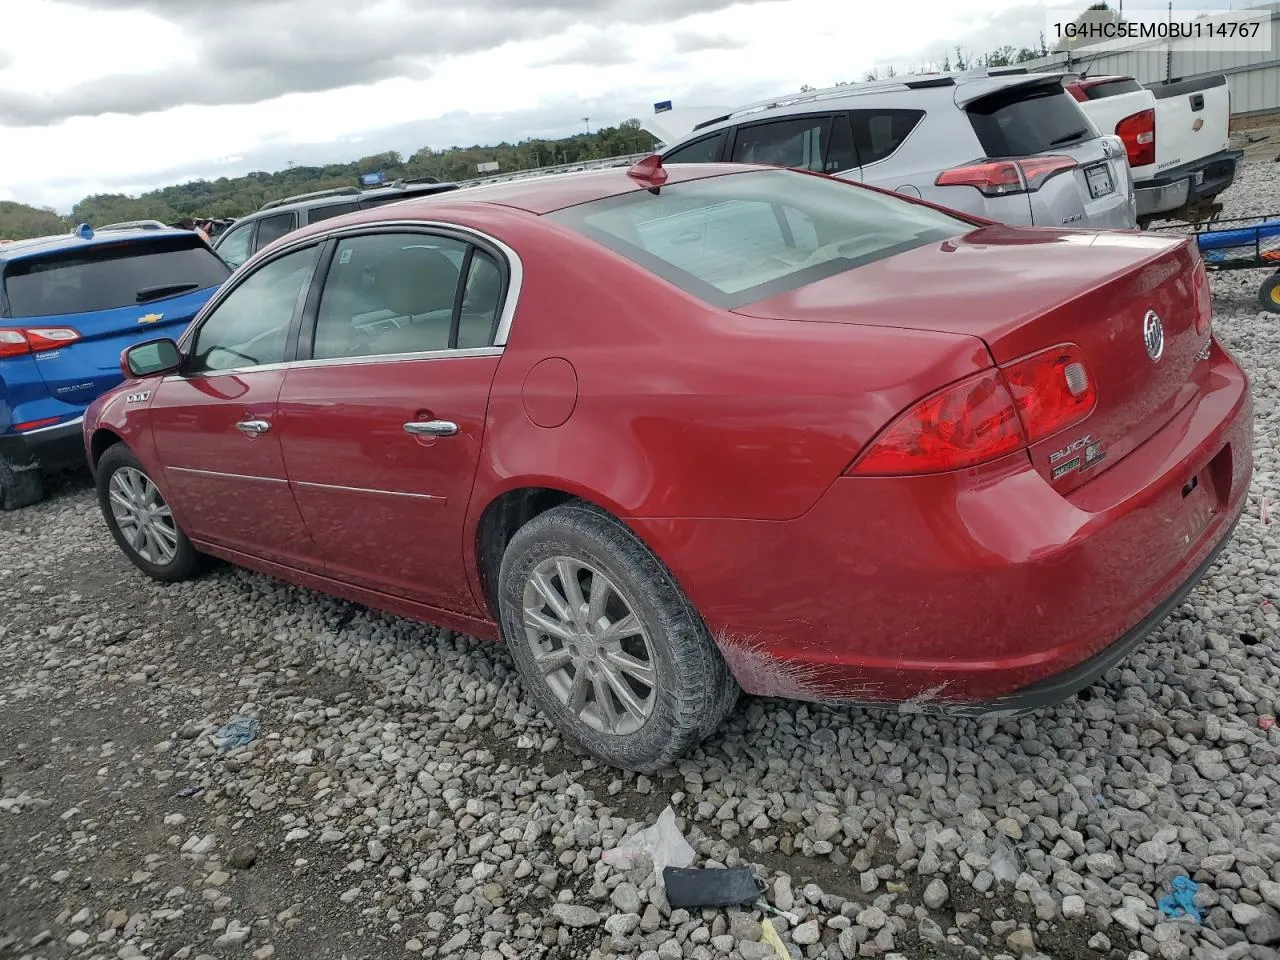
89,428,124,470
475,487,577,617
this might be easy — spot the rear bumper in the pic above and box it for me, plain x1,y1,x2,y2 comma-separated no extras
0,416,88,472
1136,148,1244,216
631,343,1253,710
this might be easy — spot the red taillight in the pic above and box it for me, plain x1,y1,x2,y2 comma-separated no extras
14,416,62,432
849,346,1100,478
935,156,1078,197
1115,109,1156,167
1002,344,1098,446
0,326,81,358
1192,257,1213,337
848,371,1026,476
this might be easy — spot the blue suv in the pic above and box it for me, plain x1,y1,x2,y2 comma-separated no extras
1,224,231,509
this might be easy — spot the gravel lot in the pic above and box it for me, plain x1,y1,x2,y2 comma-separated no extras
3,144,1279,960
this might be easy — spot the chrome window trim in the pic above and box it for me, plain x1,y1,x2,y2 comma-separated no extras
168,346,504,380
177,219,523,358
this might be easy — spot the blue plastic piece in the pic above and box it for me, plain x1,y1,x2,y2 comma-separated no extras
75,222,94,239
1157,875,1201,924
214,716,260,752
1194,218,1280,251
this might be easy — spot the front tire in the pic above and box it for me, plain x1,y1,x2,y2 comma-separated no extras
96,444,203,582
498,502,739,773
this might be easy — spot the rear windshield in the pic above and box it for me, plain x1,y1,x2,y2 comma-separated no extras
1081,78,1144,100
4,235,231,319
967,82,1098,156
545,169,973,309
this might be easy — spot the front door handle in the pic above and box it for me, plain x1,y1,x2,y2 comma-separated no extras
403,420,458,438
235,418,271,436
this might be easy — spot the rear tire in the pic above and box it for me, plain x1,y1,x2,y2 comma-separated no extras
96,444,203,582
498,501,739,773
0,455,44,511
1260,273,1280,315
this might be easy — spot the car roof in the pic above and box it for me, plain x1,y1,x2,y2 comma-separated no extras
245,181,462,218
663,69,1068,145
0,226,198,264
262,162,772,252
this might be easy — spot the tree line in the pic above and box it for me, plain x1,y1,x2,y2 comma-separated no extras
1,120,658,241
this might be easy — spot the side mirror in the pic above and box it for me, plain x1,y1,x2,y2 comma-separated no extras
121,338,182,380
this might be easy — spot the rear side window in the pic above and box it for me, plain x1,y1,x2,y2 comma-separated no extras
730,115,856,173
1080,78,1144,100
850,109,925,165
307,201,360,223
967,83,1098,156
663,131,726,164
546,169,972,309
254,212,296,249
3,236,231,319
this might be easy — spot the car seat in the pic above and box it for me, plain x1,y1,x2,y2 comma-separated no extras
364,246,459,354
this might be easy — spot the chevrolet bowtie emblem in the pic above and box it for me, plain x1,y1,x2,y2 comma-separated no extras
138,313,163,324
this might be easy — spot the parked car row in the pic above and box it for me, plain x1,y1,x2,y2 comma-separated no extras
645,67,1241,233
82,151,1251,772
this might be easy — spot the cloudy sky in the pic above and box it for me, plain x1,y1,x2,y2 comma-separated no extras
0,0,1084,212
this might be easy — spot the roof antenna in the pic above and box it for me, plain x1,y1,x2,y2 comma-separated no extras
626,154,668,185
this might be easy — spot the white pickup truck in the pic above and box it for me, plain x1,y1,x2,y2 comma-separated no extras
1061,72,1243,226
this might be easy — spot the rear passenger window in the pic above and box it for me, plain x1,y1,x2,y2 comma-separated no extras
307,202,360,223
254,212,296,250
849,109,925,166
458,251,504,349
731,117,831,172
662,132,725,164
310,233,503,360
824,113,858,173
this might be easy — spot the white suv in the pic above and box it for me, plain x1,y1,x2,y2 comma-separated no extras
651,69,1138,231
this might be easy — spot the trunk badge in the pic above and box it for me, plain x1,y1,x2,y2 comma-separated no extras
138,313,164,325
1143,310,1165,362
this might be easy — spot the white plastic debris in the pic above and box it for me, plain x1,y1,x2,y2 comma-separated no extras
601,805,695,890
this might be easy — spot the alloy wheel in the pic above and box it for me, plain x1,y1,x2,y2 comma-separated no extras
521,556,657,735
107,466,179,566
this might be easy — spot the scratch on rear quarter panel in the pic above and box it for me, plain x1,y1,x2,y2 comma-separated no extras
713,632,880,703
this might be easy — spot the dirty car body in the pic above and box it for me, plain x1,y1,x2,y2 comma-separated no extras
84,161,1251,770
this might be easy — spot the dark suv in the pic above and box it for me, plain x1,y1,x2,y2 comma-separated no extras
213,179,461,269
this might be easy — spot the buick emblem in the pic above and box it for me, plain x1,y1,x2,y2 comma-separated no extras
1143,310,1165,362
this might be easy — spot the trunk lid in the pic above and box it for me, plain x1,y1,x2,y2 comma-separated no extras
734,224,1211,491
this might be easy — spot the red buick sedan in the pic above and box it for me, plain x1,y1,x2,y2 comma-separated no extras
84,157,1252,772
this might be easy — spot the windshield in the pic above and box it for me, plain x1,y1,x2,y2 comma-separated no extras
4,235,230,319
545,169,974,308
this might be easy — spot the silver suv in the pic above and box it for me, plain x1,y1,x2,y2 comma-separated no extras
654,70,1137,231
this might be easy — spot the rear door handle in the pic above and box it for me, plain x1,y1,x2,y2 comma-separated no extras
235,418,271,436
403,420,458,438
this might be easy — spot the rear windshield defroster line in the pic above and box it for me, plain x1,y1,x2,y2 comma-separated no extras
544,169,972,310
